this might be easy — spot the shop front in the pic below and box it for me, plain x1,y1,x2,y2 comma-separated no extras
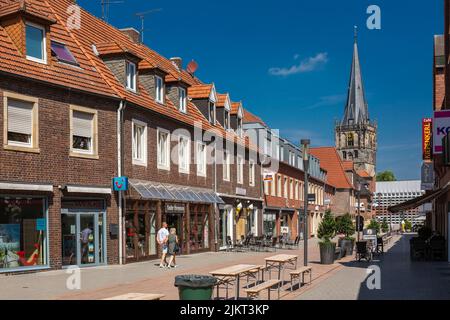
60,196,109,268
264,207,298,241
218,195,263,247
126,180,223,262
0,184,51,273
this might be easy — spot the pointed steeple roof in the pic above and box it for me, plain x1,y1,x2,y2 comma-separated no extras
342,27,369,126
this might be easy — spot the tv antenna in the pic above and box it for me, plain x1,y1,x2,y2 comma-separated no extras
135,8,163,43
101,0,124,22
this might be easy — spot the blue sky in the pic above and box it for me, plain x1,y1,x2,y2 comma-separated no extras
79,0,442,180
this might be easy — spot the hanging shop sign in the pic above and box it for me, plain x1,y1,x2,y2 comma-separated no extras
422,118,433,160
433,111,450,154
113,177,128,191
263,171,275,182
421,162,434,191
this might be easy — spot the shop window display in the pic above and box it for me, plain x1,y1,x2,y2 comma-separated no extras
0,197,47,271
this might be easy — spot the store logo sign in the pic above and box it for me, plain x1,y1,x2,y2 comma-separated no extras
422,118,433,160
433,111,450,154
113,177,128,191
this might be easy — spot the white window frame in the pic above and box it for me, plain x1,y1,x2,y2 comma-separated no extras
3,92,40,153
126,61,137,92
277,175,282,197
237,156,244,185
178,135,190,174
196,141,207,177
25,22,47,64
284,177,288,199
132,119,147,166
155,75,164,104
70,105,98,159
157,128,170,171
223,151,231,182
179,87,187,113
249,160,256,187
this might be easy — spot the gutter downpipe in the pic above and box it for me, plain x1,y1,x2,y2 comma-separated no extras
117,100,127,265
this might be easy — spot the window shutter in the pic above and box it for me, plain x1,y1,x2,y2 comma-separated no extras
8,99,33,135
73,111,93,138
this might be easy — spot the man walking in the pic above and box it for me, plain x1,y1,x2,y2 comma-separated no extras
157,222,169,268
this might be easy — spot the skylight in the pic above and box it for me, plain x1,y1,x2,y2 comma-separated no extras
51,41,78,66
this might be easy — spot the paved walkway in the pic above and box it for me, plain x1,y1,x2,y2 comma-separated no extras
297,234,450,300
0,237,354,300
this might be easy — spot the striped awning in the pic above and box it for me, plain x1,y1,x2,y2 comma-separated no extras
129,180,224,204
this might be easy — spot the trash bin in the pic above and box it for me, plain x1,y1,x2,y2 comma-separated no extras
174,275,217,300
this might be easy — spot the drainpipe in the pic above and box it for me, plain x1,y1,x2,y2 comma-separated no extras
117,100,127,265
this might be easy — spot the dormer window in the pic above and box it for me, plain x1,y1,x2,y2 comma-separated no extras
155,75,164,103
126,61,137,91
179,87,187,113
209,101,215,124
26,22,46,64
237,117,243,136
224,110,230,130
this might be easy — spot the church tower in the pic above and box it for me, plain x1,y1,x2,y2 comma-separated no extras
335,28,377,177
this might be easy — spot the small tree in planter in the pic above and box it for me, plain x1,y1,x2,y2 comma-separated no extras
381,218,389,234
404,219,412,232
336,213,356,256
317,210,336,264
367,219,381,234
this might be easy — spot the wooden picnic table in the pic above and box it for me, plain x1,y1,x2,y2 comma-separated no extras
265,254,298,282
103,293,165,300
210,264,259,300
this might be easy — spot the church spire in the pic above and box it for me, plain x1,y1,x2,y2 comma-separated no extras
342,26,369,126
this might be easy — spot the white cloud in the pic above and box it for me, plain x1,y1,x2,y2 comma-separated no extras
269,52,328,76
302,94,346,110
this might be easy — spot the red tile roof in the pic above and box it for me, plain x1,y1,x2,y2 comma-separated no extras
342,160,354,171
243,109,267,127
357,170,371,178
188,84,213,99
231,102,242,115
216,93,229,108
0,0,257,152
310,147,353,189
0,0,56,23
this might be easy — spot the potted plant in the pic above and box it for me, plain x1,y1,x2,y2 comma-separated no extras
317,210,337,265
381,218,389,234
367,219,381,235
336,213,356,256
404,220,412,232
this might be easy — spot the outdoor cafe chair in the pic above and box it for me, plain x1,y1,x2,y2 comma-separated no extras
355,241,372,262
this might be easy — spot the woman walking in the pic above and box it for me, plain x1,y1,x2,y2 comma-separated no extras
167,228,179,269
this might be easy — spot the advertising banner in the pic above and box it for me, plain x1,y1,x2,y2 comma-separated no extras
422,118,432,160
433,111,450,154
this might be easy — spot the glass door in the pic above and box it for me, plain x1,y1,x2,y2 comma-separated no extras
61,212,102,267
79,214,98,266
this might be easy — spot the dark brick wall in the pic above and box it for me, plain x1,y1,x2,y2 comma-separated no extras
0,76,119,269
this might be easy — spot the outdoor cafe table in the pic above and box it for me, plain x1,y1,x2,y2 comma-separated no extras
210,264,259,300
265,254,298,282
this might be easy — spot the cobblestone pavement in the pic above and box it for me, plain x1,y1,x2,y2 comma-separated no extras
0,237,354,300
297,234,450,300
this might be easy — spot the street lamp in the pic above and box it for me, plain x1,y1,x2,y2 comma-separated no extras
301,139,310,267
356,180,362,242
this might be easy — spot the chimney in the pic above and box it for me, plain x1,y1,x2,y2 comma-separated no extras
120,28,141,44
170,57,183,70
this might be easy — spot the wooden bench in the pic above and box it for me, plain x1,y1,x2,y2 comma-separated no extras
290,266,312,291
103,293,165,300
245,279,281,300
245,265,267,287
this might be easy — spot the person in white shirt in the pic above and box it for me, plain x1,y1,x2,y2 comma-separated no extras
157,222,169,268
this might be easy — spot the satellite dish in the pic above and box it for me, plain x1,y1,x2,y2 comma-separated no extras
186,60,198,75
